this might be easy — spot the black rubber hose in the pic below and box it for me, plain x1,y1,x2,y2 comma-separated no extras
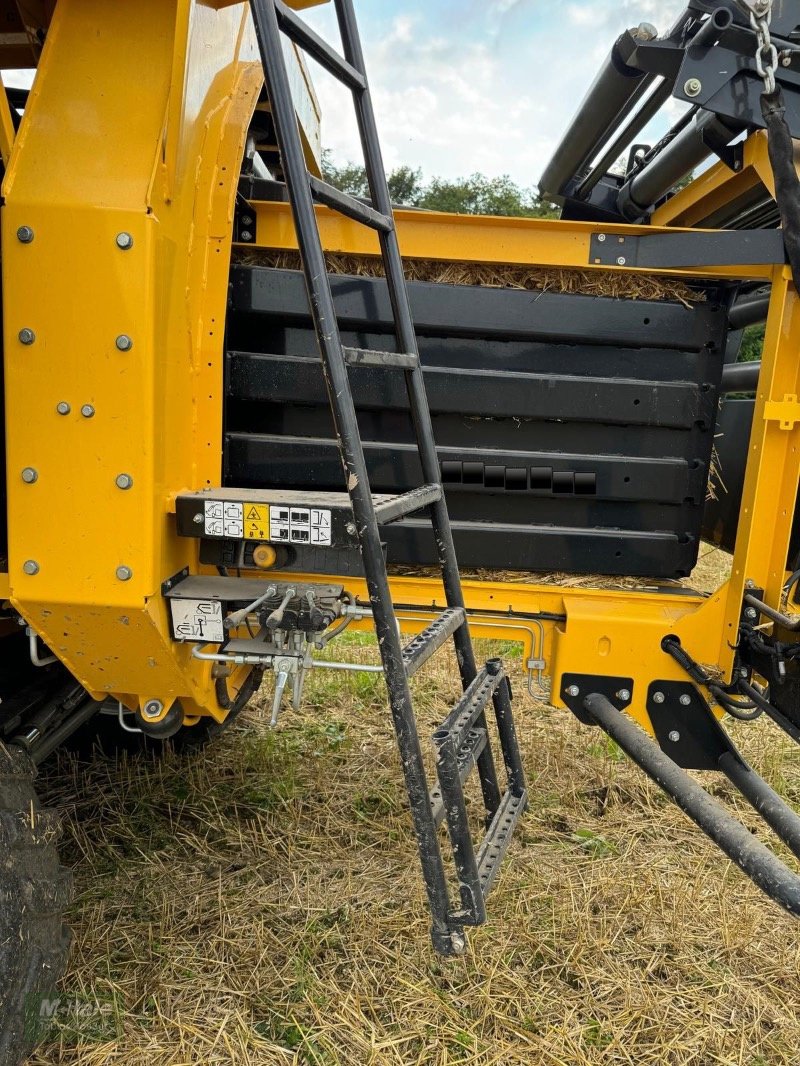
762,89,800,291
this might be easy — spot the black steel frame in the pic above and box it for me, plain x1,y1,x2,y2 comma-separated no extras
248,0,527,954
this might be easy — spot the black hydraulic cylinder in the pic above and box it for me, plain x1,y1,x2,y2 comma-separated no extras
721,361,760,392
617,110,744,220
583,693,800,916
539,25,657,200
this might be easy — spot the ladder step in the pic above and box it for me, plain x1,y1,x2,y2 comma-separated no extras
309,174,393,233
429,726,488,827
403,607,466,678
274,0,367,92
437,665,506,755
475,789,528,897
343,346,419,370
373,484,442,524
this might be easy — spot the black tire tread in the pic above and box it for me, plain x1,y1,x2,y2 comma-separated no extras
0,743,71,1064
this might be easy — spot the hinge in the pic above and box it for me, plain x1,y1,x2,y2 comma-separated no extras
764,393,800,430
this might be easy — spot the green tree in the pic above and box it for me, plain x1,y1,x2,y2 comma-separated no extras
321,151,557,217
739,323,765,362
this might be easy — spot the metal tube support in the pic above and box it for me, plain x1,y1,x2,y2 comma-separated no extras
729,292,770,329
539,25,657,200
721,361,760,392
719,751,800,862
334,0,503,822
618,111,745,220
583,693,800,915
575,78,674,200
690,7,733,51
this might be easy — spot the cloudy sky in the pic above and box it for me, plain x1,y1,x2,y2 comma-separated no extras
303,0,691,188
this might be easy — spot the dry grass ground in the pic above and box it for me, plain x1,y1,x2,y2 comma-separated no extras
29,544,800,1065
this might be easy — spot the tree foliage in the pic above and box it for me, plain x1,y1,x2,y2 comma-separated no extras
321,151,558,218
739,324,765,362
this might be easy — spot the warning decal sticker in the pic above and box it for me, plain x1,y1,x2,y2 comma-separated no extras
244,503,270,540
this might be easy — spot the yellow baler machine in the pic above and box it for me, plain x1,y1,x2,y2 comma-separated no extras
4,0,800,1058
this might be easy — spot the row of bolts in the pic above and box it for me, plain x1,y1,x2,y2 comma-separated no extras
16,225,137,582
565,682,690,744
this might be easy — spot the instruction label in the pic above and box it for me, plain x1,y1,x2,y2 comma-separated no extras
170,598,225,643
204,499,244,538
269,505,332,546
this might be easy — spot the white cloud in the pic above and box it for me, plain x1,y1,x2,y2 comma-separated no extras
304,1,689,187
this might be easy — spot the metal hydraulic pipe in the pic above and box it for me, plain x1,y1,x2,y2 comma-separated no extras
539,24,658,199
575,78,674,200
617,110,744,220
721,361,760,392
729,291,770,329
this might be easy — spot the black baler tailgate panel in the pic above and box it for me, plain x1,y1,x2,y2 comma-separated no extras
224,266,728,578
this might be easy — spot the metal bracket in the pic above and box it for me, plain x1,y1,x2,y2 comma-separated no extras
764,394,800,430
560,673,632,725
589,229,785,269
701,126,744,174
161,566,189,597
646,681,738,770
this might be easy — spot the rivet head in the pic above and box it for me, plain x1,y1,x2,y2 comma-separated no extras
617,688,631,702
115,334,133,352
345,522,357,536
193,512,204,524
80,404,95,418
679,693,691,706
684,77,702,98
142,698,164,719
21,467,38,484
668,730,681,743
56,401,71,415
597,234,606,243
116,566,133,581
240,230,253,242
115,232,134,250
653,691,665,704
566,684,580,697
16,225,34,243
18,328,35,345
115,473,134,490
22,559,40,576
241,215,253,226
616,256,627,266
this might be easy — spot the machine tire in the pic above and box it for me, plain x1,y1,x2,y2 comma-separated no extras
0,743,72,1065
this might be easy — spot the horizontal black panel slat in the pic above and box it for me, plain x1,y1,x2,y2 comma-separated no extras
230,266,722,351
231,400,704,458
224,323,721,384
395,521,694,577
224,432,707,506
227,351,715,430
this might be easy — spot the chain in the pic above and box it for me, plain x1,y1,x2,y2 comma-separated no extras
737,0,777,94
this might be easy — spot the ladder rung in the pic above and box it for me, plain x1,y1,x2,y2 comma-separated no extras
475,789,527,897
343,346,419,370
429,727,488,827
274,0,367,92
403,607,465,678
373,483,442,524
438,666,505,754
309,174,393,232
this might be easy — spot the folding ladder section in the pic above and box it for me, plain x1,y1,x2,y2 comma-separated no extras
247,0,528,953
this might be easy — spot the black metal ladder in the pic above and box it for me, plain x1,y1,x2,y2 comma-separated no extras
248,0,527,953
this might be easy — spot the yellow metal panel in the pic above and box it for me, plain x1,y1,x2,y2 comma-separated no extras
2,0,260,716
